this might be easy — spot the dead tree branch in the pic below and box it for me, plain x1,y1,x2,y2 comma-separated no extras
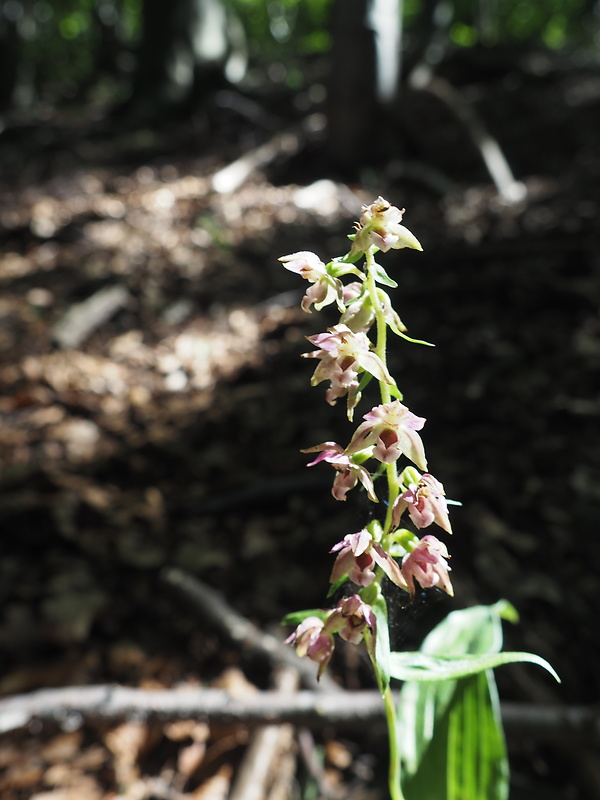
1,683,598,745
160,567,340,693
408,67,526,204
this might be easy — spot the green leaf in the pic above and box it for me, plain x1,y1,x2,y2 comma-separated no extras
399,670,508,800
281,608,328,626
447,672,508,800
389,650,560,683
395,602,557,800
336,246,364,265
419,601,507,657
371,593,391,693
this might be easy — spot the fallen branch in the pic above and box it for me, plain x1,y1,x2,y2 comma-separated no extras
160,567,340,693
52,283,130,349
408,66,526,205
228,668,298,800
210,113,326,194
0,683,598,745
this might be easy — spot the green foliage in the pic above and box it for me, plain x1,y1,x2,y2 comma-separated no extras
440,0,592,49
17,0,142,103
229,0,331,55
388,649,560,682
6,0,599,109
395,602,559,800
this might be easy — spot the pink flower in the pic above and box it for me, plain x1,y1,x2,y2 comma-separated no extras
327,594,377,645
336,595,377,644
350,197,423,256
279,251,344,313
393,473,452,534
286,596,377,678
302,442,378,502
345,400,427,469
330,529,408,590
303,324,394,416
401,535,453,598
285,616,334,679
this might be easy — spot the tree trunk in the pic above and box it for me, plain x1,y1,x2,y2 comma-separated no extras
326,0,404,171
326,0,378,170
127,0,246,118
0,13,21,112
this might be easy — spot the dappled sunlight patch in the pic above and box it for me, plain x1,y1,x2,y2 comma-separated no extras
0,299,286,475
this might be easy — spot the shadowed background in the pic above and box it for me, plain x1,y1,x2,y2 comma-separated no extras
1,1,599,797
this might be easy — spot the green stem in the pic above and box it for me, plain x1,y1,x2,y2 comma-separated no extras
365,247,400,534
365,249,391,404
384,462,399,535
365,248,407,799
383,681,406,800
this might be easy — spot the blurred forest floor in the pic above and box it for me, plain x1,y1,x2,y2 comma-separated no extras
1,48,600,799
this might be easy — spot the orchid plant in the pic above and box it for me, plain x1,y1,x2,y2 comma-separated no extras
279,198,558,800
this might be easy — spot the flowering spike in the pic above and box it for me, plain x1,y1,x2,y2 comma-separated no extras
280,201,452,696
278,196,547,800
